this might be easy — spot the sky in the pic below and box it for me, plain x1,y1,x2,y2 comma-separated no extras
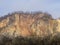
0,0,60,18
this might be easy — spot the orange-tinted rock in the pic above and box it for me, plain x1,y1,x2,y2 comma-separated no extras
0,12,57,38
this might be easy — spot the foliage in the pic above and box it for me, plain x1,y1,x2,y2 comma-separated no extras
0,35,60,45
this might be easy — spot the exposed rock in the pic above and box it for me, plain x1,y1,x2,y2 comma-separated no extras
0,11,59,39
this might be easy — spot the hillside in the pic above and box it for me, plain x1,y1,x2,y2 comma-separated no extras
0,11,60,45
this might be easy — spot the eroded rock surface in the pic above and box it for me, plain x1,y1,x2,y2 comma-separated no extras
0,12,59,39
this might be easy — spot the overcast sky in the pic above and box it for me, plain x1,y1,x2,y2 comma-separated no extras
0,0,60,18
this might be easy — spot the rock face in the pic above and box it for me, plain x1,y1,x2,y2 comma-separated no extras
0,12,59,39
